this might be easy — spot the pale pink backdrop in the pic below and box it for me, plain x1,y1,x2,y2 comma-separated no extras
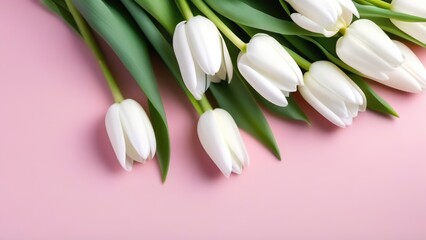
1,1,426,239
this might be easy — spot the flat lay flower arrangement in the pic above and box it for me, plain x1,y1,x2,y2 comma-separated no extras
42,0,426,181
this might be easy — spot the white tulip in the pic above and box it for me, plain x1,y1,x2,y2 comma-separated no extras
173,16,233,100
197,109,249,177
105,99,156,171
237,33,303,107
336,19,405,81
377,41,426,93
285,0,359,37
391,0,426,44
299,61,366,128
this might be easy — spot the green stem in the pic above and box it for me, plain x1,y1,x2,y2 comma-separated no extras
198,95,213,113
177,0,194,20
191,0,247,52
284,47,311,71
65,0,124,103
360,0,391,9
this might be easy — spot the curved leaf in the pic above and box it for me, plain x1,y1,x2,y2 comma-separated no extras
350,74,399,117
203,0,321,36
133,0,182,35
355,3,426,22
72,0,170,181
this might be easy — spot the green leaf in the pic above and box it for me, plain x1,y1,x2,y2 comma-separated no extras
355,3,426,22
369,17,426,48
72,0,170,181
132,0,182,35
350,74,399,117
203,0,321,36
210,78,281,160
255,93,310,123
41,0,80,34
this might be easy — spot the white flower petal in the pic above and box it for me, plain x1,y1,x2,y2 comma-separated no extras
290,13,328,35
214,109,249,169
105,103,132,171
337,0,359,17
245,34,302,90
119,99,151,161
238,53,288,107
197,110,233,177
186,16,222,76
173,21,199,98
299,84,347,128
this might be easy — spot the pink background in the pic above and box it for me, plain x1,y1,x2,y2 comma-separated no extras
1,1,426,239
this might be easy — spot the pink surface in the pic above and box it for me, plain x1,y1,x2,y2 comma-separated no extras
1,1,426,239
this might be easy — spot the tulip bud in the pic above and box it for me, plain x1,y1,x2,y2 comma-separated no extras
336,19,405,81
197,109,249,177
285,0,359,37
377,41,426,93
105,99,156,171
237,33,303,107
173,16,233,100
299,61,366,128
390,0,426,45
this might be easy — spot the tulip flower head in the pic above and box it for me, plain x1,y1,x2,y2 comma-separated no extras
336,19,405,81
299,61,366,128
197,108,249,177
173,16,233,100
237,33,303,107
391,0,426,45
285,0,359,37
105,99,156,171
378,41,426,93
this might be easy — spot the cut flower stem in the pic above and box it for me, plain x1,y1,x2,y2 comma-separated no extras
65,0,124,103
357,0,391,9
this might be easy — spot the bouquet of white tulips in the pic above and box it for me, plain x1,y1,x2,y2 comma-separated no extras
42,0,426,181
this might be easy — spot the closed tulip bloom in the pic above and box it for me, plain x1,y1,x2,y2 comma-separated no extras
299,61,366,128
237,33,303,107
391,0,426,44
105,99,156,171
377,41,426,93
197,109,249,177
336,19,405,81
285,0,359,37
173,16,232,100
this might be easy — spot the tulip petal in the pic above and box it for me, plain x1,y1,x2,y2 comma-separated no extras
391,0,426,17
245,34,303,90
119,99,151,161
197,110,233,177
306,73,349,118
105,104,132,171
290,13,329,36
337,0,359,18
337,33,392,81
391,20,426,45
348,20,404,69
215,109,249,171
186,16,222,76
220,35,233,83
309,61,360,105
238,52,288,107
299,84,347,128
173,21,199,99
